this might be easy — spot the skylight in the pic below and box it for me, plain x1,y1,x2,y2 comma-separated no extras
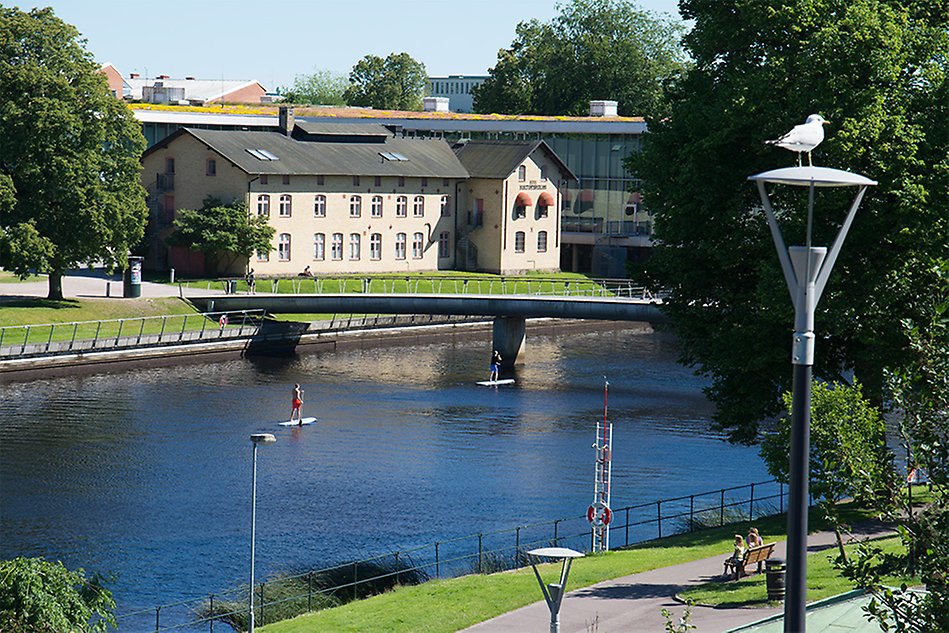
379,151,409,162
246,148,279,161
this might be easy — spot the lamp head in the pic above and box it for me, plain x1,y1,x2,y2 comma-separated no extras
250,433,277,445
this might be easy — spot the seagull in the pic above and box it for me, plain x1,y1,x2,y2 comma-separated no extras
765,114,829,166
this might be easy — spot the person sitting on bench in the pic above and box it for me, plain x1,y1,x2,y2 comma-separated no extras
723,534,746,576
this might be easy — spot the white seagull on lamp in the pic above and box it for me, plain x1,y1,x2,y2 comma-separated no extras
765,114,829,166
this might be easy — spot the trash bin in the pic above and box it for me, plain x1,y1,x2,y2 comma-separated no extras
123,256,143,298
765,557,786,601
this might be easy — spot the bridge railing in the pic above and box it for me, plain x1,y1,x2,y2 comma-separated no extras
0,310,267,360
198,275,667,301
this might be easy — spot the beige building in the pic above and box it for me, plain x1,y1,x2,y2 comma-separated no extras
140,110,574,277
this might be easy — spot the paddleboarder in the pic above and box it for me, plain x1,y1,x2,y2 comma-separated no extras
489,350,502,382
290,383,304,423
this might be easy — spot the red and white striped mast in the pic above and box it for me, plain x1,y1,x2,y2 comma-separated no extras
588,377,613,552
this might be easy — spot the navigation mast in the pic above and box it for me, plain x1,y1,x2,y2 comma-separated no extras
588,377,613,552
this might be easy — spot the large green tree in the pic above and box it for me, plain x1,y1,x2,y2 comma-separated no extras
631,0,949,442
166,197,274,275
473,0,687,118
0,556,116,632
344,52,428,111
0,7,148,300
282,68,347,106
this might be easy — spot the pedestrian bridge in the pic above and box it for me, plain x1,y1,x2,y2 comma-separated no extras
189,282,666,367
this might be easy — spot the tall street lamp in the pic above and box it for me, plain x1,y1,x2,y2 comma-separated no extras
248,433,276,633
748,166,876,632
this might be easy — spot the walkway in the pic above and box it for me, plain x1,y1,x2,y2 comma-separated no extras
460,522,892,633
0,269,219,300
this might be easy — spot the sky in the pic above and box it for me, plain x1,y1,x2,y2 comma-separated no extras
19,0,685,91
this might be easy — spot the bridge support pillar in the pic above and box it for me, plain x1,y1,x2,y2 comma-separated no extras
492,316,525,368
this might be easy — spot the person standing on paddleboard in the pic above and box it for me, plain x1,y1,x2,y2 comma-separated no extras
290,384,304,423
490,350,502,382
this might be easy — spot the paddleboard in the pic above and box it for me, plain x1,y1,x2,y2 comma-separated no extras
277,417,317,426
476,379,515,386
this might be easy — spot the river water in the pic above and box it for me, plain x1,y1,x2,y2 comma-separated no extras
0,324,771,630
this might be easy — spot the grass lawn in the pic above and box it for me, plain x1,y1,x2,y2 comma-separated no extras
0,270,45,283
258,505,882,633
680,535,914,608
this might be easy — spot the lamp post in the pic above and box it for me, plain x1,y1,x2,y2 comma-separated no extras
248,433,276,633
526,547,585,633
748,166,876,632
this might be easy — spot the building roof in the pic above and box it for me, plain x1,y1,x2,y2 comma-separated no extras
126,78,265,103
145,128,469,179
453,140,577,181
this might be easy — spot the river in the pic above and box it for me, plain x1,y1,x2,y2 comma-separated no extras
0,323,771,630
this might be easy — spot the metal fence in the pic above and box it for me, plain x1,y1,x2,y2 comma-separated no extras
118,479,790,632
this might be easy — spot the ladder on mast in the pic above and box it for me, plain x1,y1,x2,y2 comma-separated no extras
588,378,613,552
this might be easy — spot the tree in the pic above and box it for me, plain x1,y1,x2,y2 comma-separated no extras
760,379,897,561
343,52,428,111
0,556,116,632
630,0,949,442
473,0,687,118
166,197,274,275
281,69,347,106
0,7,148,300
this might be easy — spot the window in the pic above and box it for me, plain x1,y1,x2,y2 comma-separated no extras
349,233,360,260
537,230,548,253
396,196,407,218
474,198,484,226
374,176,381,187
398,176,405,187
282,175,290,185
165,157,175,174
279,194,292,217
413,196,424,217
314,194,326,217
353,175,360,186
395,233,406,260
371,195,383,218
316,175,324,186
256,248,269,262
313,233,325,260
438,231,450,258
412,232,424,259
540,165,548,181
260,174,268,185
515,231,525,253
257,194,270,216
517,165,526,181
331,233,343,260
514,205,526,219
442,178,450,187
349,195,361,218
206,158,216,176
278,233,291,261
440,195,450,217
370,233,382,260
421,177,428,187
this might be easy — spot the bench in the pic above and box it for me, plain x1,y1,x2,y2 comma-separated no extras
724,543,776,580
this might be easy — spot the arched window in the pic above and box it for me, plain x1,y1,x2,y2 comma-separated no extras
440,195,450,217
438,231,450,258
412,232,424,259
517,165,526,181
257,194,270,216
413,196,424,217
278,233,291,261
313,195,326,217
331,233,343,260
371,196,383,218
370,233,382,260
349,233,360,260
537,230,548,253
349,195,361,218
396,196,407,218
514,231,525,253
279,194,292,217
395,232,406,260
313,233,325,260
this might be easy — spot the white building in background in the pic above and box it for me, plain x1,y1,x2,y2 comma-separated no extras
427,75,489,113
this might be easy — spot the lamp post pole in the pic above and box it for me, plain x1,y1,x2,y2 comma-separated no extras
248,433,276,633
749,166,875,633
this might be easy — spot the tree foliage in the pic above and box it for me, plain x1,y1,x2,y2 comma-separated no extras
281,68,347,106
343,52,428,111
166,197,274,274
0,556,116,632
473,0,687,118
631,0,949,442
0,7,148,300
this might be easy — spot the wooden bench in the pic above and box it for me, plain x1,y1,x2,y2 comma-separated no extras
724,542,776,580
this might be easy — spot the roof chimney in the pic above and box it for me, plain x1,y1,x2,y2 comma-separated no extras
185,76,195,81
129,72,140,79
423,97,450,112
589,100,618,117
278,105,295,136
157,74,170,80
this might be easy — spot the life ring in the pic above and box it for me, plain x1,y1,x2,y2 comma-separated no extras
587,501,612,527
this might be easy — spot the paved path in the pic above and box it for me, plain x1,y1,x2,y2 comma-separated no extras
461,521,892,633
0,269,221,300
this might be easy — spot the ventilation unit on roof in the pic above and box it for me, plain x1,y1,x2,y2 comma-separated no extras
246,148,279,161
379,151,409,162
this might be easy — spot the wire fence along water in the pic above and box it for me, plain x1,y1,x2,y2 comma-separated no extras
189,274,667,302
0,311,268,360
120,479,791,632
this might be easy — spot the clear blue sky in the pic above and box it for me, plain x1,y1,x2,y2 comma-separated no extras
21,0,684,91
